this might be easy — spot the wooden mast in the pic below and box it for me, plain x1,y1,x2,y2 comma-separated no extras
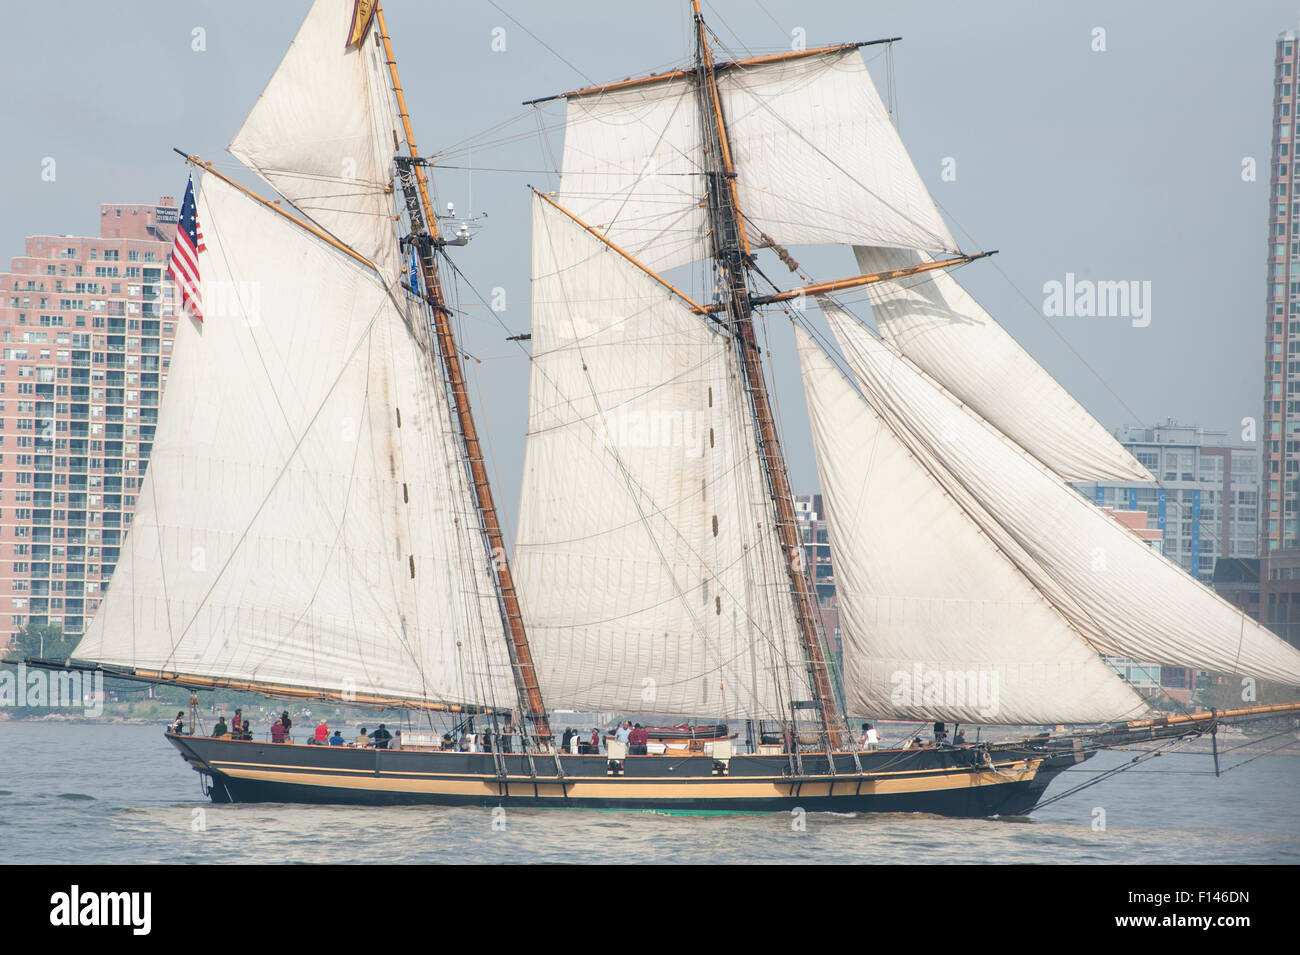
691,1,846,750
374,2,552,745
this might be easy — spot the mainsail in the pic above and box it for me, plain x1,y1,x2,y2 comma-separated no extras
229,0,402,276
795,325,1144,724
513,195,810,718
853,246,1152,483
73,176,514,709
551,46,954,276
822,302,1300,688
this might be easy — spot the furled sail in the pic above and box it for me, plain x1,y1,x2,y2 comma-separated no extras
795,326,1144,724
551,47,955,275
229,0,401,275
513,195,811,718
853,246,1152,483
73,175,515,709
823,303,1300,687
718,50,956,256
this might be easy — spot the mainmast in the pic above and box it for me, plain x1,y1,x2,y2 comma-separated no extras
374,3,551,744
690,1,846,749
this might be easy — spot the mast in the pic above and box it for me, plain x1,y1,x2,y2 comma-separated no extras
690,1,845,749
374,3,551,743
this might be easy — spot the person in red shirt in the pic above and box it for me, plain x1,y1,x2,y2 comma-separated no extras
628,723,648,755
313,719,329,745
270,717,287,743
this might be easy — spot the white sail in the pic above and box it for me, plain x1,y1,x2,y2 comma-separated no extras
73,175,515,709
229,0,401,275
853,246,1152,483
795,326,1143,724
718,50,956,255
552,48,956,276
824,303,1300,687
555,77,707,274
514,195,810,718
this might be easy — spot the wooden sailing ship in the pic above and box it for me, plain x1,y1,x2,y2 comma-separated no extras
45,0,1300,815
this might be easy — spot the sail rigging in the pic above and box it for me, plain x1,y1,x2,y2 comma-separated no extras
550,41,956,278
513,195,810,718
796,324,1145,724
74,175,515,709
229,0,403,277
823,303,1300,687
71,0,537,720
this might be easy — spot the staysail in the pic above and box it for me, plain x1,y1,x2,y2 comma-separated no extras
513,195,810,718
853,246,1152,483
551,46,954,276
229,0,402,276
823,303,1300,687
795,325,1144,724
72,175,515,709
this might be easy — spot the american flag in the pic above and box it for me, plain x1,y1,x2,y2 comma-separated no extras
167,174,205,322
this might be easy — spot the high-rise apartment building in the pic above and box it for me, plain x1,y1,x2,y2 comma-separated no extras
1264,28,1299,550
1075,421,1259,582
793,493,840,662
0,199,177,648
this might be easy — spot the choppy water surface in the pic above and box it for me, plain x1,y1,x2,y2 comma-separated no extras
1,722,1296,864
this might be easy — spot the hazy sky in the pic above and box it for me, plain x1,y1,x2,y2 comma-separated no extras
1,0,1294,540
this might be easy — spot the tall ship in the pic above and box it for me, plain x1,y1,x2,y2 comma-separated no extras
46,0,1300,815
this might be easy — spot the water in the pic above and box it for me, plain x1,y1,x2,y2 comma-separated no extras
2,721,1297,864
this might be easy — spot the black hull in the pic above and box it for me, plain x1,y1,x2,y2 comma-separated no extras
166,733,1087,817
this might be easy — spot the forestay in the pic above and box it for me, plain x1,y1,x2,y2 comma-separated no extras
853,246,1152,483
796,325,1144,724
514,195,810,718
73,176,515,709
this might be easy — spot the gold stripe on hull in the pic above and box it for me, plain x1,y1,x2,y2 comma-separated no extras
212,760,1042,801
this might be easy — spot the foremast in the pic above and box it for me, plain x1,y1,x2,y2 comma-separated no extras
690,1,845,749
375,3,551,744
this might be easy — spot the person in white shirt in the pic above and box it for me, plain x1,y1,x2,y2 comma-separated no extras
615,721,632,746
569,731,581,754
859,722,879,750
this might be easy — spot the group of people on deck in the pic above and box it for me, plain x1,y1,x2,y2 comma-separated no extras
187,708,401,749
860,721,967,751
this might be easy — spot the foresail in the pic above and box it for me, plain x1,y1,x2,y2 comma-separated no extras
72,175,514,709
718,50,956,255
229,0,401,275
513,195,810,718
854,246,1152,483
555,77,707,274
824,304,1300,688
795,326,1143,724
